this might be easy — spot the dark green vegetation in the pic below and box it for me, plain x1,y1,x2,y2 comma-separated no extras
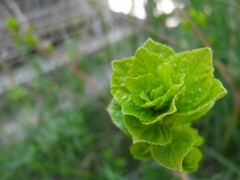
0,0,240,179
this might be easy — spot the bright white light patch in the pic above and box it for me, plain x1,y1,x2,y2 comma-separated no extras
157,0,175,14
132,0,147,19
165,16,180,28
108,0,146,19
108,0,132,14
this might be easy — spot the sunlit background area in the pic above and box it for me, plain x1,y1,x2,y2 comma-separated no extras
0,0,240,179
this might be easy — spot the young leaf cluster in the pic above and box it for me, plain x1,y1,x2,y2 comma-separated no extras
108,38,227,173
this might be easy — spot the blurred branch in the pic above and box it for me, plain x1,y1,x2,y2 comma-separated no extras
4,0,30,30
51,52,111,102
211,0,240,8
229,0,237,60
173,171,190,180
223,0,240,144
205,147,240,176
215,67,240,143
122,15,188,49
0,1,14,81
172,0,210,47
0,61,14,82
68,62,110,102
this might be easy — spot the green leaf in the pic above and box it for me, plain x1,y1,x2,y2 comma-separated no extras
142,38,175,59
173,79,227,125
182,147,202,173
107,99,129,135
173,48,214,112
156,62,173,88
111,57,133,104
143,81,184,110
125,76,149,107
122,97,177,125
149,86,165,101
183,125,204,147
128,47,166,77
125,73,168,107
130,142,151,160
7,17,20,32
127,61,176,109
198,79,227,107
121,99,157,123
151,129,194,172
124,115,171,145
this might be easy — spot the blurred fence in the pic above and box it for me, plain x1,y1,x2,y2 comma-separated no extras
0,0,136,94
0,0,92,61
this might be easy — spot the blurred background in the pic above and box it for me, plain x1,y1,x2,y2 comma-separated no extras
0,0,239,179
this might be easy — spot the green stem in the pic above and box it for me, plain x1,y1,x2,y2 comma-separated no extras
173,171,190,180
